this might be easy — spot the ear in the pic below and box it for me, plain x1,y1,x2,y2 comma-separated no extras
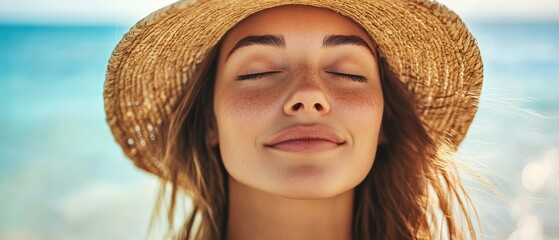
207,117,219,146
378,127,388,145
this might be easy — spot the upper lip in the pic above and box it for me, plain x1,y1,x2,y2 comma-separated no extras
264,125,345,146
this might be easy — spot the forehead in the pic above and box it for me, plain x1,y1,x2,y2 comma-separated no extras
221,5,373,45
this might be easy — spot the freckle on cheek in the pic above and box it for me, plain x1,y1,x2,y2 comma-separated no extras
225,90,278,113
334,89,377,107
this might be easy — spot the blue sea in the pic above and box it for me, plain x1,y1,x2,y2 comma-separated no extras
1,22,558,239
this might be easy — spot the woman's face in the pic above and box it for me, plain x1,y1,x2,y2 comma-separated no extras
213,5,383,198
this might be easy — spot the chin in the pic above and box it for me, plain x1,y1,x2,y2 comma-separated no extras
276,188,351,200
269,167,359,199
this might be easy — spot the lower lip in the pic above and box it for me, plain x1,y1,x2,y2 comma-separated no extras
266,139,342,152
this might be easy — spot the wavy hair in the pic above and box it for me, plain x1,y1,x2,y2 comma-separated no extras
147,42,480,239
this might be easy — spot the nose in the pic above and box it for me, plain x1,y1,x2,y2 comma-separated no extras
283,76,331,116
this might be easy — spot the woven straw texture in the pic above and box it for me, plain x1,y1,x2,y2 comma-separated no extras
104,0,483,177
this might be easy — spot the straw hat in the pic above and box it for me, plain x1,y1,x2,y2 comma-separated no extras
104,0,483,177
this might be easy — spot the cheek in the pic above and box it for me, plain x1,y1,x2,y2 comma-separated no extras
333,87,383,126
332,87,383,152
338,88,383,183
213,85,287,155
215,87,282,128
213,86,285,184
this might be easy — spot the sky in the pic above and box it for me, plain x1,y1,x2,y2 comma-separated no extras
1,0,559,24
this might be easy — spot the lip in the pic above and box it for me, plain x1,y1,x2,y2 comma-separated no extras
264,125,345,152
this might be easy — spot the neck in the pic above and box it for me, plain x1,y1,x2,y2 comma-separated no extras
226,177,354,240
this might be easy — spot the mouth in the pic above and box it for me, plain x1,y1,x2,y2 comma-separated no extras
264,125,345,153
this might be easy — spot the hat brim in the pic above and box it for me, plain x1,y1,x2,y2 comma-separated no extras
104,0,483,176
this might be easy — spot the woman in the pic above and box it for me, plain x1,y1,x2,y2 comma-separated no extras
104,0,483,239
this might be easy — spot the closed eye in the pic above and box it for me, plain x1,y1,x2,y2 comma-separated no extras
326,71,368,83
236,71,282,81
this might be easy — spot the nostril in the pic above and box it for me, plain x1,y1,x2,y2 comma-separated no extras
314,103,323,111
292,102,303,111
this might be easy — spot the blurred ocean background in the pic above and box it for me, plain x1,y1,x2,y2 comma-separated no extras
1,1,558,239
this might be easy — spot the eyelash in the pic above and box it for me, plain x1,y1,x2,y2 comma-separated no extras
326,72,368,83
236,71,280,81
236,71,367,83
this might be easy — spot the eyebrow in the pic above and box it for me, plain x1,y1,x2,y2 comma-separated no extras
226,35,285,60
225,34,375,61
323,34,375,56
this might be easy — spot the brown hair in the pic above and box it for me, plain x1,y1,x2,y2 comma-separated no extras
148,44,480,239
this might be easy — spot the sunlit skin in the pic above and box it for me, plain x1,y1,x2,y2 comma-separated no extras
210,5,383,240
